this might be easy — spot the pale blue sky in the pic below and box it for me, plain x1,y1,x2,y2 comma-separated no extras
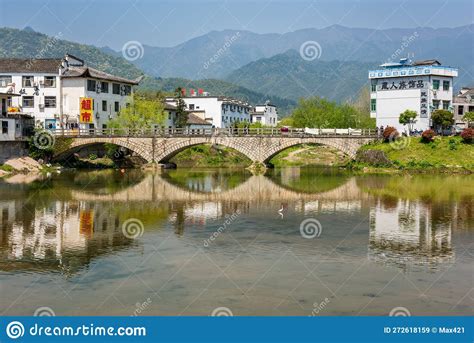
0,0,472,49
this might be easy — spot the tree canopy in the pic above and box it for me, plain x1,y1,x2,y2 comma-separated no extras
107,95,165,132
463,111,474,127
399,109,418,132
431,109,454,129
290,96,374,128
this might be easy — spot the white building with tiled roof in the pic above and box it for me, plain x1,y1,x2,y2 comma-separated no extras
453,87,474,127
165,92,252,128
251,100,278,127
0,54,140,130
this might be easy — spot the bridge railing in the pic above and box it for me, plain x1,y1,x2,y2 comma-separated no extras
50,127,378,138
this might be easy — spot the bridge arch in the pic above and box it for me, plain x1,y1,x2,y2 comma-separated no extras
154,137,256,163
54,137,154,162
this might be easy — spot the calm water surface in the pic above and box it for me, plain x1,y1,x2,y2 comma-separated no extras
0,168,472,316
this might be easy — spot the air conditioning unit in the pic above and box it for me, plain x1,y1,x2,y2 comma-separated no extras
108,114,113,120
39,104,45,109
34,82,39,87
39,80,44,85
433,91,437,98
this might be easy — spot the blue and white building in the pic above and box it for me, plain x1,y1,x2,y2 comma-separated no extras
369,58,458,132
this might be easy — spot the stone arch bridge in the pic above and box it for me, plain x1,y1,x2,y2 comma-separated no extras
53,129,377,164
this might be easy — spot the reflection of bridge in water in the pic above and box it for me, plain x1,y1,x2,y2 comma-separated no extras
71,174,367,203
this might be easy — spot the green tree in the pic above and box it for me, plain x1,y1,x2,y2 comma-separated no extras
431,109,454,131
463,111,474,127
108,95,165,133
174,87,188,128
399,109,418,133
291,96,374,129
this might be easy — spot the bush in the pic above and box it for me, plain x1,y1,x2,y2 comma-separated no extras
382,126,399,142
448,138,459,150
421,129,436,143
89,154,97,160
460,128,474,143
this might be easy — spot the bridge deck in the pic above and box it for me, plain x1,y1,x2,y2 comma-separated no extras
50,127,378,138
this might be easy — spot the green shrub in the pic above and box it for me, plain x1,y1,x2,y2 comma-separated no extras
448,138,458,150
89,154,97,160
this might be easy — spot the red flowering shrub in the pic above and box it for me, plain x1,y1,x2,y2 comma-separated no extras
421,129,436,143
460,128,474,143
382,126,399,142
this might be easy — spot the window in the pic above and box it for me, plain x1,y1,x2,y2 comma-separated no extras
102,100,107,111
101,82,109,93
44,76,56,88
0,75,12,87
458,106,464,115
370,99,376,112
371,83,377,92
87,79,96,91
123,85,132,95
22,96,34,108
44,96,56,108
469,106,474,112
443,80,450,91
432,79,440,90
189,104,194,110
115,101,120,112
22,76,34,87
112,83,120,95
2,121,8,134
432,100,440,109
442,100,450,110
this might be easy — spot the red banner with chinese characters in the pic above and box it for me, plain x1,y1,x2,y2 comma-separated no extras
80,97,93,123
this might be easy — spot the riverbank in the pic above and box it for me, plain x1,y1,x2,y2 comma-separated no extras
353,136,473,173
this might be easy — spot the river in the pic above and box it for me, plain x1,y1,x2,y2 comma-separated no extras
0,168,472,316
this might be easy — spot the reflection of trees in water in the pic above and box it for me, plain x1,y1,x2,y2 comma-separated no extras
162,169,251,194
267,167,350,194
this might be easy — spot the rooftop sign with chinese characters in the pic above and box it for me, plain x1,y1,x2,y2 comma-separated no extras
376,79,425,91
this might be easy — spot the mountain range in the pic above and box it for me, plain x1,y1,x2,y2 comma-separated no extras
105,24,474,85
1,24,473,114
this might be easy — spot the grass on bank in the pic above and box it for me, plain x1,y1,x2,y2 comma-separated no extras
169,144,251,167
356,136,474,172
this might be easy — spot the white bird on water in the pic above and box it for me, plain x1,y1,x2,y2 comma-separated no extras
278,205,284,219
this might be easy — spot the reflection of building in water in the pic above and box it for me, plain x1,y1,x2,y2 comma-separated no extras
368,198,454,269
0,200,130,275
295,200,362,214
